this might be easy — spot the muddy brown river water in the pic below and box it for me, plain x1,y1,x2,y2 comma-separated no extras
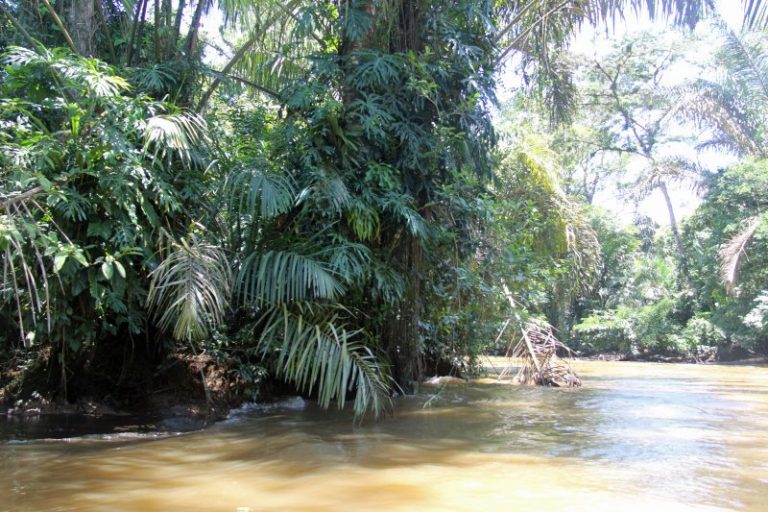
1,361,767,511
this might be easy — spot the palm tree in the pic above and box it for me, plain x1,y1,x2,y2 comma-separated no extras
677,25,768,292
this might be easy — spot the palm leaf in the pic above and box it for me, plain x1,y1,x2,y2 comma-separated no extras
142,111,210,165
255,303,393,420
236,249,344,305
720,215,762,295
677,82,763,157
744,0,768,29
147,234,233,341
198,0,313,108
228,168,296,219
718,27,768,105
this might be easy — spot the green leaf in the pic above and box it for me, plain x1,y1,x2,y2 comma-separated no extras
53,253,68,273
101,261,114,280
37,174,52,192
114,260,126,279
68,338,81,352
72,250,88,267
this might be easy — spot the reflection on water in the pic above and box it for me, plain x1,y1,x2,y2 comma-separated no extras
1,361,767,511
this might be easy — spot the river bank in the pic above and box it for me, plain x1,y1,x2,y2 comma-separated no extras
3,354,766,443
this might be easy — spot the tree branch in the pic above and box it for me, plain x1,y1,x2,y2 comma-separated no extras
40,0,79,54
1,186,44,210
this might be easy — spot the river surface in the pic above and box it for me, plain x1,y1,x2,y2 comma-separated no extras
1,361,767,511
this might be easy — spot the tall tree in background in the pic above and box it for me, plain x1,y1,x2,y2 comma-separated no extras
575,32,706,283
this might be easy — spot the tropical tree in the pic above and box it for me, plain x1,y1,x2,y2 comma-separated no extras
2,0,767,415
571,31,710,282
682,161,768,353
677,25,768,295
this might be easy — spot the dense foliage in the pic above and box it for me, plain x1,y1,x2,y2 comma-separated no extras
1,0,766,420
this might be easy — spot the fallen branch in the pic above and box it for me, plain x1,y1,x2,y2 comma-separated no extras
497,283,581,388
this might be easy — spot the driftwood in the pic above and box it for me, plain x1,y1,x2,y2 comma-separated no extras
497,284,581,388
500,320,582,387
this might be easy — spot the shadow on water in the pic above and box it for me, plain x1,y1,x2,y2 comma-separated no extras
0,412,211,442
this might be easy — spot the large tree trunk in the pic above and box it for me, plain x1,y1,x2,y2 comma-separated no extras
336,0,433,391
126,0,149,66
184,0,207,61
378,1,427,390
66,0,97,56
381,232,424,391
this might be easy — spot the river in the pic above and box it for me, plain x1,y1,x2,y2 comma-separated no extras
1,361,767,511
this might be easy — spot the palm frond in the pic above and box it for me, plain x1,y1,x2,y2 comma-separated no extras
306,172,351,213
236,249,343,305
744,0,768,30
228,168,296,219
370,260,406,304
381,192,429,238
147,234,233,341
720,215,762,295
497,0,715,62
0,208,51,348
634,156,707,198
504,318,582,387
142,111,210,164
198,0,314,108
718,27,768,106
676,81,763,157
255,303,393,420
579,0,715,30
320,240,371,286
496,285,581,387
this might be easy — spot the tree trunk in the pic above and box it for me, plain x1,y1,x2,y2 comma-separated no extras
172,0,186,58
127,0,149,66
377,1,428,390
336,0,430,391
153,0,162,63
381,232,423,391
184,0,207,61
93,0,117,62
659,180,689,283
66,0,96,56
